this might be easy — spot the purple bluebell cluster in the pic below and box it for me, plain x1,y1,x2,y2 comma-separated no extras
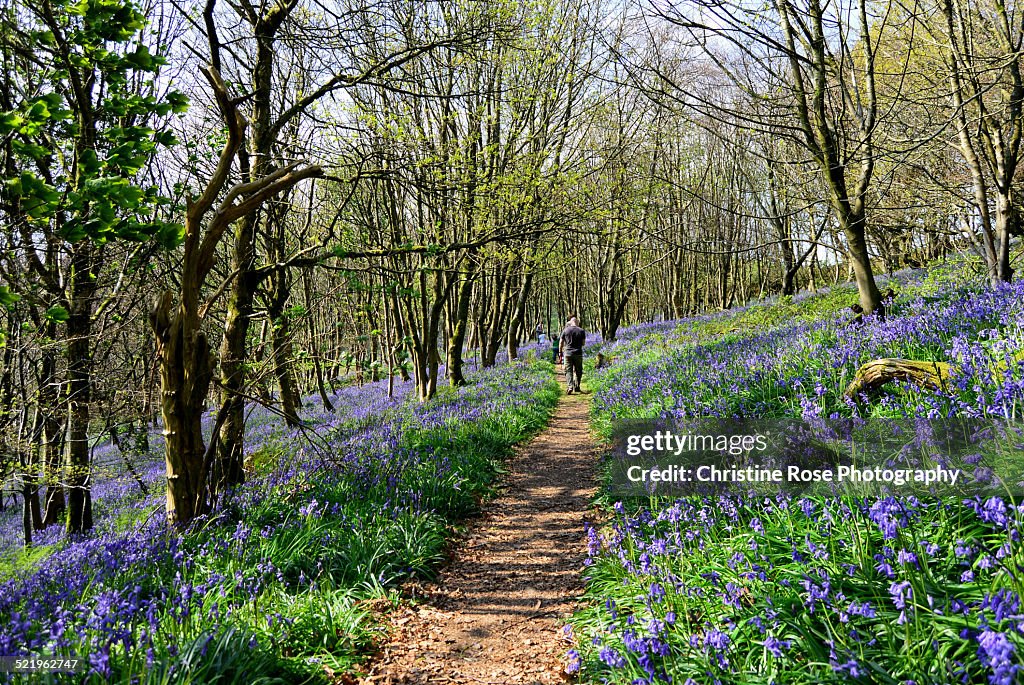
572,262,1024,684
595,280,1024,425
0,359,559,682
574,491,1024,684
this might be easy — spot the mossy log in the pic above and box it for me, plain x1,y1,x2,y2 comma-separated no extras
844,359,953,399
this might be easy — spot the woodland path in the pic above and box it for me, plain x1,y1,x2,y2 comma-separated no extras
358,379,600,684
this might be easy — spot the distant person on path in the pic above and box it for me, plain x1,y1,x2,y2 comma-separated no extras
535,322,543,341
560,316,586,394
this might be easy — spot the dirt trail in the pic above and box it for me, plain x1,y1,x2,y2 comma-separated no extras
359,384,599,685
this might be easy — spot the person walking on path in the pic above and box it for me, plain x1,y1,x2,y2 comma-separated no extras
559,317,586,394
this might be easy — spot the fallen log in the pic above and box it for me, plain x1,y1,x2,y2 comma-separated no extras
844,359,953,399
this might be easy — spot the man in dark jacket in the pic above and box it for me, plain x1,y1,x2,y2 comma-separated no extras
559,317,586,394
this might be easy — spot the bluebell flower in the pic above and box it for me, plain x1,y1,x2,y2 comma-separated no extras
764,635,790,658
599,646,627,669
976,630,1020,685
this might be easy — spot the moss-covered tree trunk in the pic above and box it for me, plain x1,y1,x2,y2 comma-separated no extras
213,231,255,492
844,359,953,398
214,0,295,490
271,305,302,426
841,210,883,316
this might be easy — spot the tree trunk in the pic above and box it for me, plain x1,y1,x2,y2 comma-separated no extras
483,269,511,367
602,272,637,342
23,408,44,532
447,266,476,386
506,271,533,361
41,435,65,528
214,259,256,494
845,359,952,399
214,0,295,489
400,268,445,403
271,309,301,426
253,319,274,404
303,270,334,409
39,328,65,528
994,190,1016,284
841,209,882,315
781,267,798,297
22,477,33,547
151,291,214,527
65,242,96,535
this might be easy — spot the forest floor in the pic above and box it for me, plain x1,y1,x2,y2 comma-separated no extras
357,379,599,685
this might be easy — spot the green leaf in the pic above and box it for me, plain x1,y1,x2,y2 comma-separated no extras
4,0,183,253
0,286,20,308
60,218,88,242
11,139,51,160
45,306,70,323
123,44,155,70
39,93,70,120
26,100,51,121
80,148,101,174
165,92,189,114
0,111,23,133
154,130,178,146
34,29,55,45
16,172,61,220
156,221,185,249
